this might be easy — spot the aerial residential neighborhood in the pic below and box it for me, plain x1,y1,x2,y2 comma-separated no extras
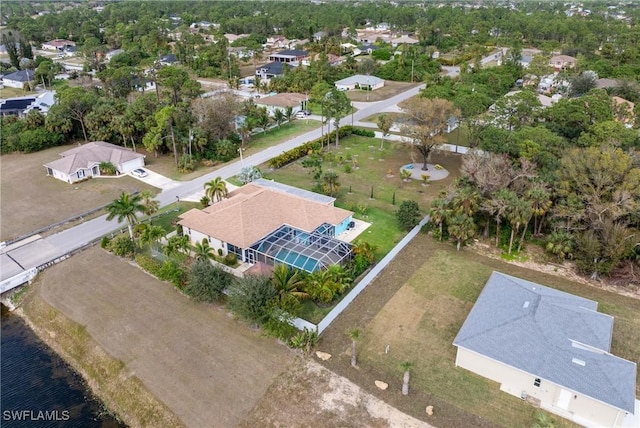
1,1,639,427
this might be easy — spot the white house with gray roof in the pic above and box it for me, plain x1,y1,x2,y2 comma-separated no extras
453,272,636,428
44,141,145,183
334,75,384,91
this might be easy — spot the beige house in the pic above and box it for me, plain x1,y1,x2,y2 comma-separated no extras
178,179,353,272
549,54,576,70
255,93,307,117
44,141,145,183
454,272,636,428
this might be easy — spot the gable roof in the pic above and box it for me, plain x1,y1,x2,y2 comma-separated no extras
43,141,145,175
178,182,352,248
3,69,35,82
453,272,636,413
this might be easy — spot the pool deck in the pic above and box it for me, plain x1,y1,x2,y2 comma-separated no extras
336,219,371,243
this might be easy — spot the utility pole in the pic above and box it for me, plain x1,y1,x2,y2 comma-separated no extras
411,59,414,83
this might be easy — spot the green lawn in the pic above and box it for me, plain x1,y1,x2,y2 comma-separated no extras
262,134,462,260
244,120,321,155
146,202,201,233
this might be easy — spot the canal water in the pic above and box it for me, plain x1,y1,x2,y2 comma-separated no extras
1,304,125,427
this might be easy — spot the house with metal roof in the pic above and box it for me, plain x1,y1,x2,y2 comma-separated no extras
335,75,384,92
44,141,145,183
268,49,308,64
178,179,354,272
255,61,290,80
453,272,636,428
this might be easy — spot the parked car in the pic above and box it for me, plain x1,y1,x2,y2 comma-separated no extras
295,110,311,118
131,168,148,178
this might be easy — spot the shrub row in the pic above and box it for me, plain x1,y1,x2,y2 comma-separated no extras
268,126,373,169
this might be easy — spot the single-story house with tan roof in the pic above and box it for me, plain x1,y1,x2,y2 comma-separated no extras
255,92,308,117
44,141,145,183
549,54,576,70
454,272,637,428
178,179,354,272
41,39,75,51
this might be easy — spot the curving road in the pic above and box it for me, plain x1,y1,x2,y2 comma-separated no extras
0,84,425,284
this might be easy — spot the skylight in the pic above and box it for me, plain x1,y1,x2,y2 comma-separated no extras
571,358,586,366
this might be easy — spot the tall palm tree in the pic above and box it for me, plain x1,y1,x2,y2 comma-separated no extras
507,196,532,255
348,328,360,367
447,213,476,251
106,192,145,239
193,238,214,261
139,190,160,217
204,177,228,204
526,183,552,236
400,361,413,395
492,189,516,248
429,197,450,241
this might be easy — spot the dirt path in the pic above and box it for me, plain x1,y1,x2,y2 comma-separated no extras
30,246,293,427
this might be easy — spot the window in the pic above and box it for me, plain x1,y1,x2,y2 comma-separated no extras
534,378,541,387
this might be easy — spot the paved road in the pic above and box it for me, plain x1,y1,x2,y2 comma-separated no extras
0,84,426,283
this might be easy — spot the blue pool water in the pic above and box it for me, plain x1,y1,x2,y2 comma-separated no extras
275,249,318,272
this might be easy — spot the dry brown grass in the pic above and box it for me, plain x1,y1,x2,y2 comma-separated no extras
0,145,158,241
21,246,292,427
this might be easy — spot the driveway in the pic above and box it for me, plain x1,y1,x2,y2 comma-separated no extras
129,169,180,191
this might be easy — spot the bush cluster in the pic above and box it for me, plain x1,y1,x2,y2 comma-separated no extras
268,126,373,169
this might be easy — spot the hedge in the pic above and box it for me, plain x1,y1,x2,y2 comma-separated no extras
135,254,162,276
268,126,374,169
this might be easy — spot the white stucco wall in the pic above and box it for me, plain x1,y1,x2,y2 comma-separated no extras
455,347,626,428
184,228,227,256
118,157,145,174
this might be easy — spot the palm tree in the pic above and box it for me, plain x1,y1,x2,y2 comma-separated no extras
139,225,165,251
447,213,476,251
164,235,191,260
273,109,285,128
429,197,450,241
322,171,340,197
139,190,160,217
348,328,360,367
106,192,145,239
492,189,516,247
284,106,294,123
271,264,309,313
506,196,532,255
193,238,214,261
400,361,413,395
526,183,552,236
204,177,228,204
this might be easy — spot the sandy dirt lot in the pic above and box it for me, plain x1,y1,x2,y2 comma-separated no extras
241,358,434,428
0,145,157,241
32,246,292,427
22,246,434,428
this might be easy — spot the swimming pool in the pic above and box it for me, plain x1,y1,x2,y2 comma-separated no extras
274,248,321,272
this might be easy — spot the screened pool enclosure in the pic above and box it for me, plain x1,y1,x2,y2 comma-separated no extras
248,224,352,272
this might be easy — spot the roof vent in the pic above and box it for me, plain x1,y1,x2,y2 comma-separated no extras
572,358,586,366
523,301,530,308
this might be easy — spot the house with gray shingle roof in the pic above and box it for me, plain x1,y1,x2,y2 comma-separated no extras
44,141,145,183
453,272,636,428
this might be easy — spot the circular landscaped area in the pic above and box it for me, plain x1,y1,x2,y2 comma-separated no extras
400,163,450,181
